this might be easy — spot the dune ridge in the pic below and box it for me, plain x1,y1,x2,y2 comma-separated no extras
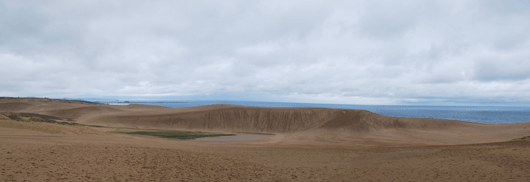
4,100,463,133
93,106,467,133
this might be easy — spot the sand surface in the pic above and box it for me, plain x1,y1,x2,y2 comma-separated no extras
194,133,274,142
1,98,530,181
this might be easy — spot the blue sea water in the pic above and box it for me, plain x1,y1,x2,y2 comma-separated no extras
124,100,530,124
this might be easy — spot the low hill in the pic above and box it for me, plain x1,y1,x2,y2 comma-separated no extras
92,106,468,133
2,98,529,145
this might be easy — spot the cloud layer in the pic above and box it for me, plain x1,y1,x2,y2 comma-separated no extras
1,0,530,105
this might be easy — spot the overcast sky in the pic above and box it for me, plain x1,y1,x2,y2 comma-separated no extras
1,0,530,105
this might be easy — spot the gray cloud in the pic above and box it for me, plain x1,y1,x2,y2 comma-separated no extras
1,0,530,104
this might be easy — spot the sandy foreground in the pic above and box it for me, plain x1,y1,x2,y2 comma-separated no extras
1,98,530,181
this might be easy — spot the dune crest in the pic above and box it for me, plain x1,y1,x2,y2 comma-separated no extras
94,107,467,133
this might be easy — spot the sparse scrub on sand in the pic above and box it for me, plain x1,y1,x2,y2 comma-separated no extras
3,113,24,121
0,119,62,134
0,112,107,135
0,112,104,127
19,113,61,123
111,130,234,140
5,113,77,125
519,136,530,141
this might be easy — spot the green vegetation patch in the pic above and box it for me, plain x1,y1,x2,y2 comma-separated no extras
19,113,61,122
0,119,62,134
3,113,24,121
111,130,235,140
0,113,95,127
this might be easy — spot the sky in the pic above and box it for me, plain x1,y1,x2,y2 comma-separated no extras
1,0,530,105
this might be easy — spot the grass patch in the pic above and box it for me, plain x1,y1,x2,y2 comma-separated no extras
2,113,62,123
51,121,105,127
19,113,61,122
511,136,530,141
0,113,98,127
56,121,80,126
0,119,62,134
3,113,24,121
84,124,105,128
111,130,235,140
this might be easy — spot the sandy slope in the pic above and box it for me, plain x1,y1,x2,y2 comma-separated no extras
2,98,529,146
1,98,530,181
1,125,530,181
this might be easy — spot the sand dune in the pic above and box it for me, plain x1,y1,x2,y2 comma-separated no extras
1,119,529,181
2,98,530,181
95,107,467,132
2,98,529,146
0,102,33,111
47,106,124,122
86,105,528,145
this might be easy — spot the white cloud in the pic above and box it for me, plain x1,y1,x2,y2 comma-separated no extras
1,0,530,105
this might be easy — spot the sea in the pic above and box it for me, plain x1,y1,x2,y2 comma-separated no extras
112,100,530,125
